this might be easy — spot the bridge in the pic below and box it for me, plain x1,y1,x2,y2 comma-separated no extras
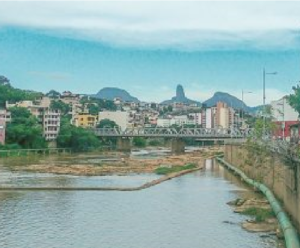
93,127,252,139
93,127,252,154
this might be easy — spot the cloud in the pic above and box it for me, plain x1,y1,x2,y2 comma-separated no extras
1,1,300,50
28,71,72,81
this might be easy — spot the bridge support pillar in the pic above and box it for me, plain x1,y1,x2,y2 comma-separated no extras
116,137,131,152
171,138,185,154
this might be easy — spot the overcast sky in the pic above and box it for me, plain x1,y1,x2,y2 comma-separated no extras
0,1,300,106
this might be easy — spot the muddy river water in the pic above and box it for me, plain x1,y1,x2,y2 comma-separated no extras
0,152,283,248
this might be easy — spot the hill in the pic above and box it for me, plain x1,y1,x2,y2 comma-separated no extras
161,84,200,105
94,87,139,102
203,92,248,110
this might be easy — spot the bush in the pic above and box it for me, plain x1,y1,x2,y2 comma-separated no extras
154,163,196,175
148,139,162,146
241,207,274,222
57,117,100,152
133,137,146,147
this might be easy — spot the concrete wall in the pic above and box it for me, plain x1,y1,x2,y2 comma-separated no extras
224,144,300,232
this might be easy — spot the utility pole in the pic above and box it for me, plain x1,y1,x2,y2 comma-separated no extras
262,68,277,138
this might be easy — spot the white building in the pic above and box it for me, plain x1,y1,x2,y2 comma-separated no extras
271,97,298,122
204,108,213,128
98,111,129,131
188,113,202,126
43,109,61,141
172,115,189,126
157,118,171,127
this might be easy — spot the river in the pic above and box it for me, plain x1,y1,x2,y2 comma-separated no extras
0,153,283,248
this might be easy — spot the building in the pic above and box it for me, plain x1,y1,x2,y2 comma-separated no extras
7,98,60,141
73,113,98,128
271,96,299,140
0,110,11,145
157,118,171,127
0,110,11,123
188,113,202,126
215,102,230,128
0,120,5,145
98,111,128,131
202,108,213,128
43,109,61,141
29,107,61,141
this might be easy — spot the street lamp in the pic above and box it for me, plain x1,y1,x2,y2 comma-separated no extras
241,90,252,128
263,68,277,138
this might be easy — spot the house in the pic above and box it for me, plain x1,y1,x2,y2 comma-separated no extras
271,96,299,140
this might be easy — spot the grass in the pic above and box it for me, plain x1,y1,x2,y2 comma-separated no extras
215,151,224,157
241,207,275,222
154,163,197,175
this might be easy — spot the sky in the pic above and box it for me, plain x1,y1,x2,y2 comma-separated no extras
0,1,300,106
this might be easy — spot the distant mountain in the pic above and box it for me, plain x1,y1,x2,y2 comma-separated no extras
249,105,264,113
203,92,248,110
94,87,139,102
161,84,200,105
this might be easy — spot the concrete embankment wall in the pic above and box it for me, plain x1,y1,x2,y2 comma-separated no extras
224,144,300,232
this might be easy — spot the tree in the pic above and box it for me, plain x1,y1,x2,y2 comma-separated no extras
0,84,43,107
6,107,47,148
46,90,61,99
133,137,146,147
50,100,70,116
288,85,300,116
80,96,117,112
252,117,277,139
57,117,100,151
97,119,119,128
87,104,100,115
167,105,173,112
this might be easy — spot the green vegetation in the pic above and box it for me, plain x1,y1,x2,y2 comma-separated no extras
0,84,43,108
5,107,47,149
133,137,146,147
252,117,277,139
46,90,61,99
57,117,100,152
154,163,197,175
97,119,119,128
50,100,70,116
288,85,300,116
80,96,117,113
148,139,163,146
241,207,274,222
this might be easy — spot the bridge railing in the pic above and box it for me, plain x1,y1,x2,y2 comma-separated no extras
92,127,253,138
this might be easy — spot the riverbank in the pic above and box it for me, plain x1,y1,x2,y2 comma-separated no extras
228,198,281,234
9,146,222,176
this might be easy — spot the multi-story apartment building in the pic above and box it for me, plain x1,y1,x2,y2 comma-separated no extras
42,109,61,141
188,113,202,126
28,106,61,141
200,102,237,129
215,102,230,128
7,97,61,141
